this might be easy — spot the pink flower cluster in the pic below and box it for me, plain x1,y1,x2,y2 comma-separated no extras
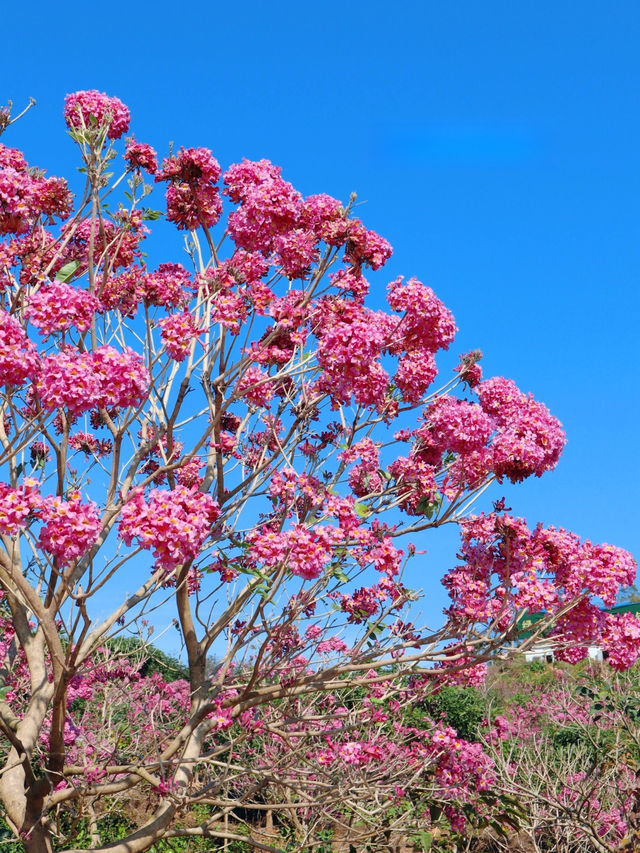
301,193,347,244
38,493,101,565
442,511,638,669
426,397,494,456
156,148,222,230
476,377,566,483
0,309,39,386
1,480,101,564
337,577,405,624
455,349,483,388
69,431,113,458
225,159,303,254
331,267,370,301
101,262,192,315
430,723,496,794
387,277,457,402
26,282,100,336
601,613,640,670
124,138,158,174
249,325,306,366
66,216,146,272
158,312,199,361
314,299,394,408
284,525,336,579
247,523,338,580
385,375,566,510
91,345,150,410
234,365,275,407
209,287,248,333
0,478,41,536
341,438,384,497
274,229,319,279
64,90,131,140
344,219,393,271
0,144,72,235
37,346,149,415
100,268,143,316
268,469,324,513
388,455,438,515
143,263,192,308
118,486,219,571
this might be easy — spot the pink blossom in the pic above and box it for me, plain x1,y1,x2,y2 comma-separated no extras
0,148,72,235
0,479,41,536
37,349,101,414
602,612,640,670
64,90,130,140
394,349,438,402
37,346,149,414
38,493,101,565
234,365,275,407
314,299,393,409
124,138,158,174
90,346,150,410
118,486,219,572
387,277,457,353
69,431,112,458
274,228,319,279
100,267,144,316
425,396,494,455
159,312,199,361
143,263,192,308
455,350,483,388
26,282,100,336
344,220,392,270
225,159,303,254
0,309,39,385
156,148,222,230
302,193,348,245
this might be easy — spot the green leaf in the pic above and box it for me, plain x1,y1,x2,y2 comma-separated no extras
141,208,164,221
331,566,349,583
55,260,80,283
354,503,370,518
418,830,433,851
415,496,433,516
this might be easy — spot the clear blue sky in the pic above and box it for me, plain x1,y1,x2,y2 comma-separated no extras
3,1,639,647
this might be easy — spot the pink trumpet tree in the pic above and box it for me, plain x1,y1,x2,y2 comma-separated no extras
0,90,635,851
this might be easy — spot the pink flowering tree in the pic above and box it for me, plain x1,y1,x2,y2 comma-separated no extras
0,90,637,851
479,665,640,852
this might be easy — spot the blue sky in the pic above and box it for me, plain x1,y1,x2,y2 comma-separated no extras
3,0,639,650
